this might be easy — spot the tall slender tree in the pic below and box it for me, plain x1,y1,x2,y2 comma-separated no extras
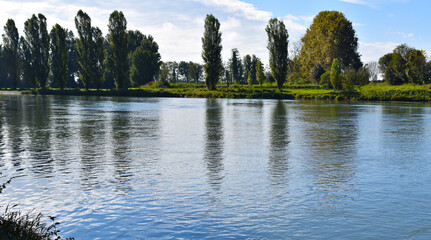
93,27,106,90
75,10,92,90
22,14,50,88
66,30,77,88
2,19,20,89
50,24,68,90
202,14,223,90
266,18,288,90
229,48,241,84
129,35,161,86
256,60,265,90
108,10,129,90
75,10,105,90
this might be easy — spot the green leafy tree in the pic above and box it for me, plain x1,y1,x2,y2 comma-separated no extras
406,49,426,84
188,62,203,83
243,54,252,81
229,48,241,84
75,10,93,90
158,62,169,87
311,63,325,84
247,71,253,88
22,14,50,88
224,63,231,87
330,58,342,90
202,14,223,90
108,11,129,90
266,18,288,90
256,60,265,90
300,11,362,79
93,28,106,90
129,35,161,86
2,19,21,89
66,30,77,88
319,72,331,88
127,30,144,54
50,24,68,90
178,61,190,83
75,10,105,90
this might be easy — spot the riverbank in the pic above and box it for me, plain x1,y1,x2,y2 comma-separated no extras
3,83,431,102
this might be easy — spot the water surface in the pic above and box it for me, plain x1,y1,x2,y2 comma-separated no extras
1,95,431,239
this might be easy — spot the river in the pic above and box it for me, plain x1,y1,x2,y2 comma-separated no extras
1,95,431,239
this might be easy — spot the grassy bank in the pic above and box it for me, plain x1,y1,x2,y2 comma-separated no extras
4,83,431,102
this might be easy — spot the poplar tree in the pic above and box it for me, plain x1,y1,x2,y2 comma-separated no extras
75,10,93,90
22,14,50,88
202,14,222,90
75,10,105,90
266,18,288,90
2,19,20,89
229,48,241,84
50,24,68,90
108,10,129,90
256,60,265,90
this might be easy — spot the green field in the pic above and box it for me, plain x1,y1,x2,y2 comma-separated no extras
4,82,431,102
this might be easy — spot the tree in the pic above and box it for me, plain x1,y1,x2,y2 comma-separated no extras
129,35,161,86
178,61,190,82
229,48,241,84
247,71,252,88
243,54,252,81
2,19,21,89
188,62,203,83
300,11,362,79
22,14,50,88
50,24,68,90
158,62,169,87
256,60,265,90
75,10,105,90
311,63,325,84
202,14,223,90
75,10,93,90
405,49,426,84
330,58,342,90
367,61,379,81
108,11,129,90
93,27,106,90
266,18,288,90
385,53,406,85
66,30,78,88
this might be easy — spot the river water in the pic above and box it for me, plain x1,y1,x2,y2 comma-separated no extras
1,95,431,239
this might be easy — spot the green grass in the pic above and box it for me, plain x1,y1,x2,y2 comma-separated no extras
7,82,431,102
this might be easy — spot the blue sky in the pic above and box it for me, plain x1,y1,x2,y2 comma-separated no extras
0,0,428,66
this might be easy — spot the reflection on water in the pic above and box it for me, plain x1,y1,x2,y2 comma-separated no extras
1,96,431,239
268,100,289,186
299,104,359,204
204,99,224,190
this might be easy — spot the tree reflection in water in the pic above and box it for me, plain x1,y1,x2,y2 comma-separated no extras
204,99,224,192
268,100,290,187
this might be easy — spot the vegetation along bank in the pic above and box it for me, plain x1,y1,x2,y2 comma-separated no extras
1,10,431,102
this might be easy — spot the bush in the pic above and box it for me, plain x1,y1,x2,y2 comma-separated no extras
319,72,331,88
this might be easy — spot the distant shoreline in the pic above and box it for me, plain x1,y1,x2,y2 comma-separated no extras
2,83,431,102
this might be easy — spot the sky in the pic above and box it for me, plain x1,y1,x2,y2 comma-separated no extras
0,0,428,66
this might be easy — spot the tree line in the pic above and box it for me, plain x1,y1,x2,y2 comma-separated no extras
1,10,430,92
0,10,163,90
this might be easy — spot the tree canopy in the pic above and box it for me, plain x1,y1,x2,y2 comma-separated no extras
202,14,223,90
266,18,288,90
300,11,362,79
108,10,129,90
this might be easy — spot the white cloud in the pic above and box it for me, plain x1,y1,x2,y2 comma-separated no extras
359,41,398,63
190,0,272,22
340,0,376,8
